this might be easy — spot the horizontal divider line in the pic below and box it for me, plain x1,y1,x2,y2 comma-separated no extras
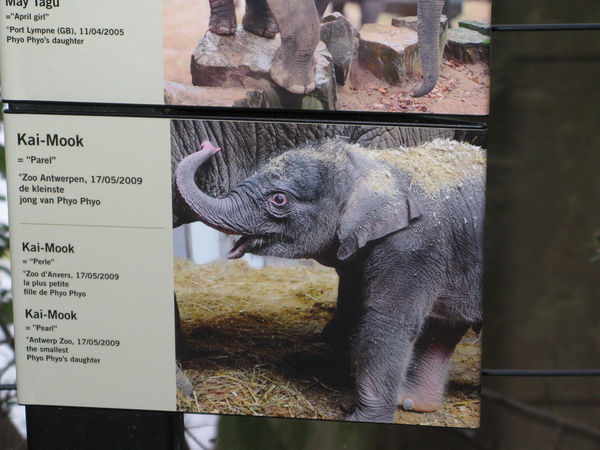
492,23,600,32
482,369,600,377
21,223,165,230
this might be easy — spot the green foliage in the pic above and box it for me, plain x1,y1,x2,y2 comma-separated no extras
0,222,8,261
0,295,12,328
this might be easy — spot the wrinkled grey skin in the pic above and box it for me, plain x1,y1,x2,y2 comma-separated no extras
412,0,446,97
171,121,456,226
207,0,329,94
173,122,484,422
206,0,445,96
171,122,456,387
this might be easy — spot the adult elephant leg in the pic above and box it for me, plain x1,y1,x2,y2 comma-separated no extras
398,318,470,412
208,0,237,35
331,0,344,15
412,0,445,97
242,0,278,38
315,0,331,17
360,0,386,24
267,0,320,94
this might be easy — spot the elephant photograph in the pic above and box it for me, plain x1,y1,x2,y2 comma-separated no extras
162,0,491,114
171,119,486,426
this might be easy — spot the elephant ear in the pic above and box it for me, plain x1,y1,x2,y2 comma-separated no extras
337,168,422,260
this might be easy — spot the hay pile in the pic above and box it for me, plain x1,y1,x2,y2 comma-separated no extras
175,257,481,427
175,258,345,420
357,138,486,193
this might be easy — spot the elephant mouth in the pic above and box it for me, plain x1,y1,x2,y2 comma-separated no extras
227,235,267,259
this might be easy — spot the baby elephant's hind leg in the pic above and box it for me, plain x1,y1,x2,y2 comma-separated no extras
399,319,470,412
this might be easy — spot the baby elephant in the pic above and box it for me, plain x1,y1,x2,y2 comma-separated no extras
175,138,485,423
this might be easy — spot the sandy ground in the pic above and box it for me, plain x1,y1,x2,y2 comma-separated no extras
162,0,491,115
337,57,489,114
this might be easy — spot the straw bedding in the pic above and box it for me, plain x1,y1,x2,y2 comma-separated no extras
175,258,480,427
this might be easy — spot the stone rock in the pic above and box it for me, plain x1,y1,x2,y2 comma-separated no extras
266,41,337,110
164,81,269,108
320,12,357,85
391,15,419,32
357,23,420,85
191,27,277,88
297,42,338,110
391,15,449,34
191,27,337,110
391,15,449,57
458,20,491,36
445,27,490,64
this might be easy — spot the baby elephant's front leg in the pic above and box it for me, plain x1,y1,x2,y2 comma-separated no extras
346,308,421,423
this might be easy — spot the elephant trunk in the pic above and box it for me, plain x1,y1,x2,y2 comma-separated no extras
175,142,260,237
412,0,445,97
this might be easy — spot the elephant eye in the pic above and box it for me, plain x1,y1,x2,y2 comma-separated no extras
270,193,287,206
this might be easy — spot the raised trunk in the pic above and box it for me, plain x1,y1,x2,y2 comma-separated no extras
174,142,259,236
412,0,445,97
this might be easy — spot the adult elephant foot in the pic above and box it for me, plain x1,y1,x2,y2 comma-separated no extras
243,15,278,38
242,0,278,38
265,0,320,94
209,17,237,35
208,0,237,35
270,48,316,94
